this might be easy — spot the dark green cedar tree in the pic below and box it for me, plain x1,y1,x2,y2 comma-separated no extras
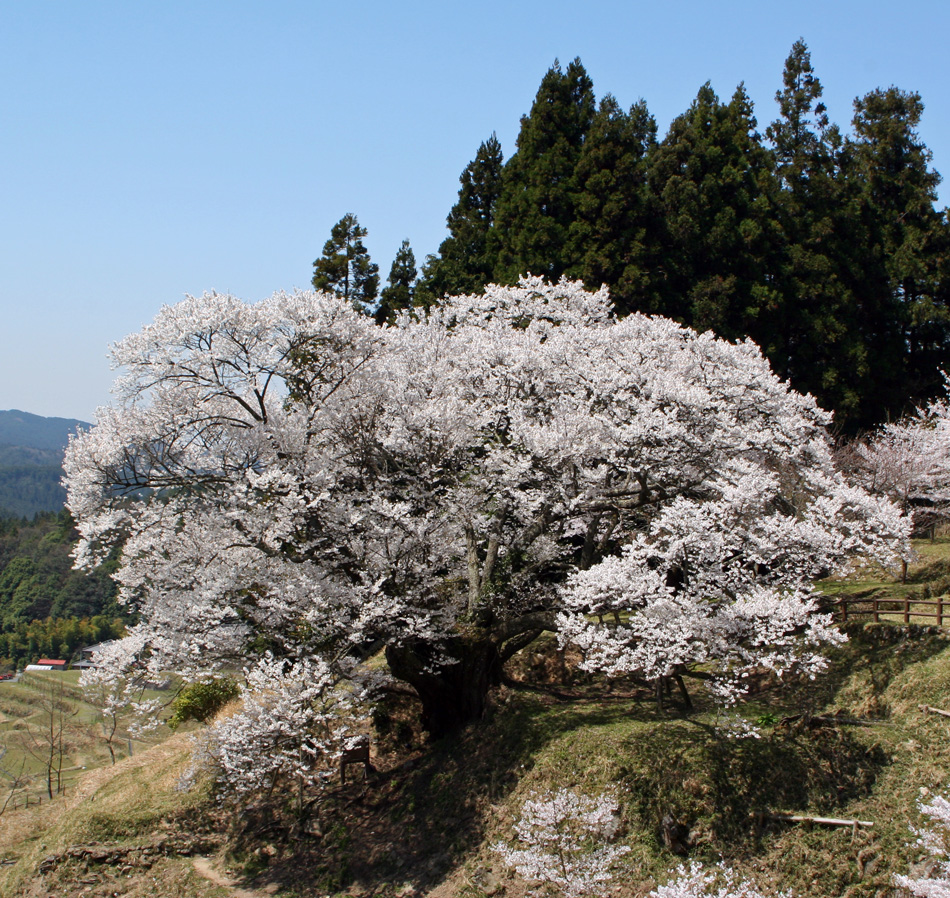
376,239,418,325
312,213,380,314
764,39,875,431
848,86,950,417
492,58,595,283
566,95,659,316
647,82,778,339
418,134,505,303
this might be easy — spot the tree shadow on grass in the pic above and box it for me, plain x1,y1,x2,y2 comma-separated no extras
616,717,889,855
240,689,667,896
232,628,935,896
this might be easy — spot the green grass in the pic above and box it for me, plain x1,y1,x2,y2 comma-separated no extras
221,619,948,898
818,536,950,626
276,541,950,897
5,636,946,898
422,626,950,898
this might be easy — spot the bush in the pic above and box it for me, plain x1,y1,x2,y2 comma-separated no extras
167,677,240,730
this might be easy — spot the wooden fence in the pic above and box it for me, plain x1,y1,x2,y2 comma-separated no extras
0,789,58,815
825,595,947,626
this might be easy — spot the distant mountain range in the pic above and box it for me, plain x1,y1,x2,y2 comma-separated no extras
0,410,91,518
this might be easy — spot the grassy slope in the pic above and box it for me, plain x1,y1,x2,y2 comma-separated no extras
0,734,227,898
1,544,950,896
307,626,949,898
818,536,950,625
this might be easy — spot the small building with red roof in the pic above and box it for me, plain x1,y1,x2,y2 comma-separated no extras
25,659,67,671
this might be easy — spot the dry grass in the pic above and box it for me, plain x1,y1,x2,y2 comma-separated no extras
0,733,221,897
0,670,176,811
2,636,948,897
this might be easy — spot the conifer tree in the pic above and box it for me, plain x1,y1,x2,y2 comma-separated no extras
311,213,380,313
647,83,777,339
849,87,950,415
566,96,658,316
419,135,504,301
768,39,831,182
376,239,417,325
492,59,595,283
764,39,872,430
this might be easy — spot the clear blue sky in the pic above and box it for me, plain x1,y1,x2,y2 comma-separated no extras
2,0,948,423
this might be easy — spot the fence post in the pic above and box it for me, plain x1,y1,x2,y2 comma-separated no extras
873,598,880,623
841,599,848,623
939,596,945,627
905,598,911,624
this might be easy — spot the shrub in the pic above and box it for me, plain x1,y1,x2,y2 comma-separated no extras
167,677,240,730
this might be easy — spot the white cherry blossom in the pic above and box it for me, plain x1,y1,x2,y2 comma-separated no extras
65,278,909,751
894,791,950,898
493,789,629,897
650,861,787,898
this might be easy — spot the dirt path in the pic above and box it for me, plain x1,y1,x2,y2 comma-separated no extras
192,855,277,897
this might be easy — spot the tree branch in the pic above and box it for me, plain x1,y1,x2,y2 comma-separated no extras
492,612,559,645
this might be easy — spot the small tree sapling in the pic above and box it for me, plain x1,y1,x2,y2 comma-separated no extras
493,789,629,897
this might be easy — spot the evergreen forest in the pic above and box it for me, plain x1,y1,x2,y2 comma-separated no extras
0,413,120,669
342,41,949,435
0,512,125,670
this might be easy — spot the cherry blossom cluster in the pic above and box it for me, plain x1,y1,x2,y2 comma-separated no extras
894,790,950,898
649,861,787,898
557,458,902,705
64,277,910,761
200,654,354,802
844,390,950,534
78,633,164,741
493,788,629,896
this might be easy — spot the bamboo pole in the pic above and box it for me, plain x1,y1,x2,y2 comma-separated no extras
768,812,873,828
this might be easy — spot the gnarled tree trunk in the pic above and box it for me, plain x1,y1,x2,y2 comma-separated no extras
385,612,558,738
385,634,503,738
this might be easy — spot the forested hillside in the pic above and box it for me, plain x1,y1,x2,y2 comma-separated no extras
0,512,124,669
0,414,123,668
0,410,89,518
371,41,950,434
0,410,88,452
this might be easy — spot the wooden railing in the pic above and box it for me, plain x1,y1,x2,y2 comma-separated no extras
825,595,947,626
